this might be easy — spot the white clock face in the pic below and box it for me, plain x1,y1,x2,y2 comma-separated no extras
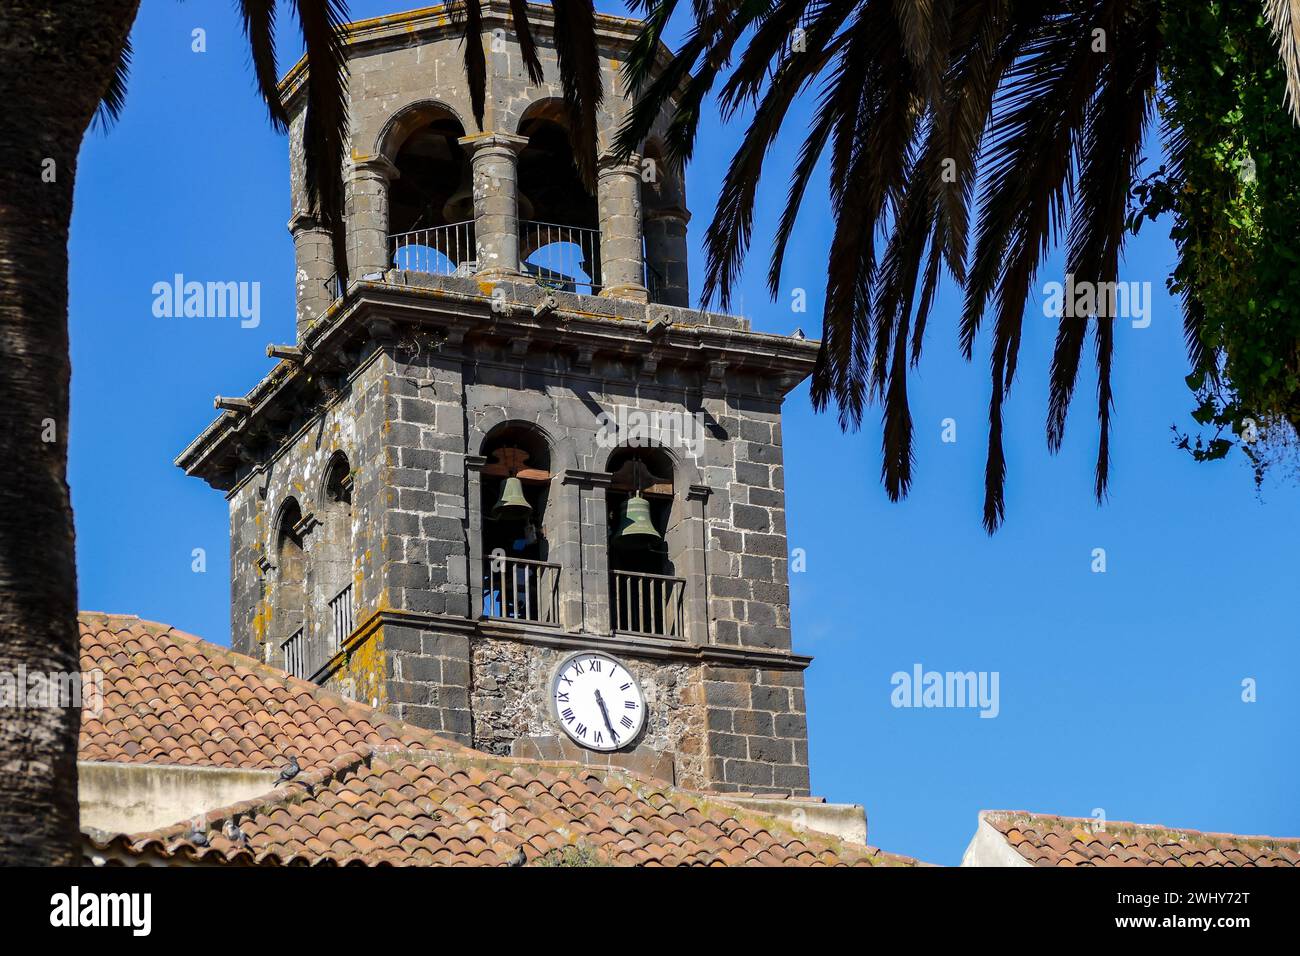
551,652,646,752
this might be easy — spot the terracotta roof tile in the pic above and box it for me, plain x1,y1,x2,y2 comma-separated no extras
982,811,1300,867
79,613,446,772
79,612,919,867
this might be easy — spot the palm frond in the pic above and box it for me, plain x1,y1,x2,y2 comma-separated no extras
623,0,1166,530
661,0,773,164
622,0,688,96
292,0,351,279
548,0,604,188
92,35,131,132
447,0,488,129
1050,1,1160,473
701,37,840,309
982,351,1008,532
1265,0,1300,124
925,0,1015,284
508,0,546,85
1159,117,1215,383
811,1,901,430
614,0,763,166
240,0,289,132
767,82,842,297
881,288,915,499
716,0,821,118
960,2,1100,362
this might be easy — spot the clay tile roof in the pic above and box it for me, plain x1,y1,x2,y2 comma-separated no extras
78,612,920,867
79,612,447,773
981,811,1300,867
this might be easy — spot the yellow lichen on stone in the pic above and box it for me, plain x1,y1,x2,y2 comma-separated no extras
335,625,386,710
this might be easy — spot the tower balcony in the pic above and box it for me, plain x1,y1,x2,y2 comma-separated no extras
385,220,664,301
282,4,693,340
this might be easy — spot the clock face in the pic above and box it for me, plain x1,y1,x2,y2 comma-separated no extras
551,652,646,752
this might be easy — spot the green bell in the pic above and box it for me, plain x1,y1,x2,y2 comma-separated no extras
615,492,660,547
492,476,533,521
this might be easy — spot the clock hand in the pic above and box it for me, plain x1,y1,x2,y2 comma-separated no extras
593,689,618,741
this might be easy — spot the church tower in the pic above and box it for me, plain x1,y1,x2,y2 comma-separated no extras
178,2,819,795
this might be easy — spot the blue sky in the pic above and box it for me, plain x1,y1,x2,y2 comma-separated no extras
68,1,1300,865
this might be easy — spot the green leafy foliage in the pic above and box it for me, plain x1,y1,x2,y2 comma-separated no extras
1133,2,1300,485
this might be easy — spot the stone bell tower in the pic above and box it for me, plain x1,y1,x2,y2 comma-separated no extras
177,1,820,796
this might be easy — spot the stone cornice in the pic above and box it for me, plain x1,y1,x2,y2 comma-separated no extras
278,1,678,111
458,131,529,154
176,277,818,492
471,614,812,670
348,155,400,181
318,609,812,682
562,468,613,488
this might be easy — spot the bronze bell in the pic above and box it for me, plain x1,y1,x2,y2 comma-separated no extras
615,492,660,547
442,159,475,221
492,476,532,521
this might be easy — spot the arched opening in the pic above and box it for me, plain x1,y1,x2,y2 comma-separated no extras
479,424,558,624
272,498,308,677
386,105,473,276
314,452,355,661
605,446,685,637
516,100,601,294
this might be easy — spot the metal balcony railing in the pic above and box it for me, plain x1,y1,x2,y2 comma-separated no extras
644,260,666,304
328,584,355,651
482,555,560,625
283,625,333,681
326,272,345,301
519,220,601,295
389,222,477,276
611,569,685,638
281,627,306,679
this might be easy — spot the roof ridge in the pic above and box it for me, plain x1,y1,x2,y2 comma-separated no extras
394,746,914,865
981,809,1300,845
124,748,378,857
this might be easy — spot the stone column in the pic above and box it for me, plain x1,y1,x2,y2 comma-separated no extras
289,211,336,342
597,152,648,302
574,473,614,636
466,455,487,622
682,484,712,644
555,472,586,633
346,156,399,280
458,132,529,278
643,206,691,307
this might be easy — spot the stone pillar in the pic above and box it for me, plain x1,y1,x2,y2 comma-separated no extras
466,456,486,622
683,484,712,644
576,473,613,636
346,156,399,280
597,152,648,302
643,206,691,307
554,472,585,633
458,132,529,278
289,211,336,342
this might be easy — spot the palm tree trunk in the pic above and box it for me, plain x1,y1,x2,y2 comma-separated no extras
0,0,139,865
